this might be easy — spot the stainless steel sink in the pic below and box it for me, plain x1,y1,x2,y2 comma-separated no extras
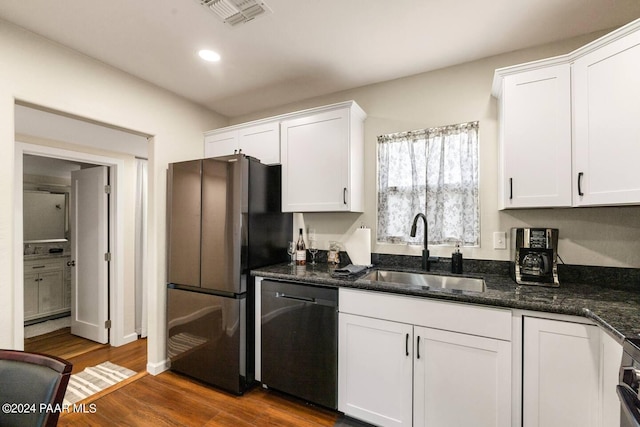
360,270,486,293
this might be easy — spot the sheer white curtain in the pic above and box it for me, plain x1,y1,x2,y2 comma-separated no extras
134,158,148,337
377,121,479,246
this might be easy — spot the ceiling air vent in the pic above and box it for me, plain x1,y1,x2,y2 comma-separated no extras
198,0,272,26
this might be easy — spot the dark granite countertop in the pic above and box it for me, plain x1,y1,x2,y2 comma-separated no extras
252,262,640,345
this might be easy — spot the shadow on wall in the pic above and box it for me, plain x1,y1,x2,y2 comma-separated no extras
501,206,640,268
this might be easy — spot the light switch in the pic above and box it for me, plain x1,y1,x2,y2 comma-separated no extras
493,231,507,250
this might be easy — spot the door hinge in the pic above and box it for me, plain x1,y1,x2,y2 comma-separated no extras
105,320,112,329
104,185,111,194
105,252,112,262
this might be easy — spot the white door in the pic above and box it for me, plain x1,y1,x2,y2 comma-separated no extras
281,108,350,212
70,166,109,344
572,29,640,206
413,326,512,427
501,64,572,208
523,317,600,427
204,129,238,158
338,313,413,427
238,121,280,164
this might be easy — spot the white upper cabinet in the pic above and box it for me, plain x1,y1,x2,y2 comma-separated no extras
496,63,572,209
204,101,366,212
280,101,366,212
204,129,238,158
572,26,640,206
238,122,280,165
204,120,280,165
493,18,640,209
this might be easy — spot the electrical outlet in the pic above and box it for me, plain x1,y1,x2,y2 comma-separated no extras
493,231,507,250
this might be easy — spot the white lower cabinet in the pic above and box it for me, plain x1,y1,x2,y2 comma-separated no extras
338,289,512,427
24,258,70,322
522,317,601,427
330,288,622,427
339,313,413,427
414,327,512,427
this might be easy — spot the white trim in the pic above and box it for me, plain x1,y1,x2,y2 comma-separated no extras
146,359,169,376
14,142,131,348
492,18,640,98
491,54,569,97
204,100,364,137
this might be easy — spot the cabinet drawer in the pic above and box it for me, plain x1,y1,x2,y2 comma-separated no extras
24,259,65,273
339,288,511,341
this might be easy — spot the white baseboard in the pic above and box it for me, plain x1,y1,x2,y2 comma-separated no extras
147,359,169,376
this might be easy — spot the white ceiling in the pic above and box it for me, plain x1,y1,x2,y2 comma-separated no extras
1,0,640,118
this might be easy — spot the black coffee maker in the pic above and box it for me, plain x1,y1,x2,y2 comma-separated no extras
511,228,559,287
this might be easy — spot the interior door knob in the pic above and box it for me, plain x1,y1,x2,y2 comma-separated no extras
67,260,76,267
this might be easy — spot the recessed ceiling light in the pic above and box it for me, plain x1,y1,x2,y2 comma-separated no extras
198,49,221,62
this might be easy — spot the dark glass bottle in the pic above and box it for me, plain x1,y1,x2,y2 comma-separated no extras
296,228,307,265
451,243,463,274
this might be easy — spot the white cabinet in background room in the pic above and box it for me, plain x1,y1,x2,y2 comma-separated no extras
280,101,366,212
492,18,640,209
24,258,70,322
338,289,512,427
494,63,572,209
572,25,640,206
204,120,280,165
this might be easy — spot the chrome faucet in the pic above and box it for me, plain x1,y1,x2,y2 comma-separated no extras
410,213,430,271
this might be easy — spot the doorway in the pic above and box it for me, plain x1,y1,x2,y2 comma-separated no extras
13,145,144,356
22,155,110,352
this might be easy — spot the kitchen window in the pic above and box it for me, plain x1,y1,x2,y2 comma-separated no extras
377,121,479,246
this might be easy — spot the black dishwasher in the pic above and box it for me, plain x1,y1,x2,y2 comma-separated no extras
261,279,338,409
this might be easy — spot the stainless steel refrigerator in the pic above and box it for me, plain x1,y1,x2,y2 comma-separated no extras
166,154,292,394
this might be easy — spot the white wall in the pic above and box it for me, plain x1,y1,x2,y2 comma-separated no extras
232,30,640,269
0,20,227,372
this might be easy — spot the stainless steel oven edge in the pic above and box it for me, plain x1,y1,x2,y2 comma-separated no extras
619,339,640,427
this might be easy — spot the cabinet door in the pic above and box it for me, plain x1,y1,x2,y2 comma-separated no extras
573,29,640,206
204,129,238,158
501,64,572,208
523,317,600,427
338,313,413,427
414,326,511,427
281,108,350,212
38,269,64,314
239,122,280,164
24,272,39,319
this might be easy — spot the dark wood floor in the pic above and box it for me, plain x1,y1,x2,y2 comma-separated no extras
29,330,339,426
24,327,108,367
60,372,340,426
